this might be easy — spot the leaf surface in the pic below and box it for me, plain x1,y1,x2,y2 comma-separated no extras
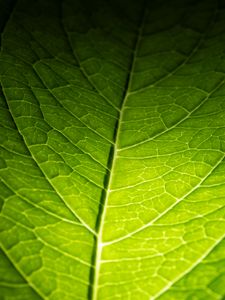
1,0,225,299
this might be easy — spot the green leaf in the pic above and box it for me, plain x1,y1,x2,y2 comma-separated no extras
1,0,225,299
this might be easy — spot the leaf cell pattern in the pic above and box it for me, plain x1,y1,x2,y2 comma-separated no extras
1,0,225,299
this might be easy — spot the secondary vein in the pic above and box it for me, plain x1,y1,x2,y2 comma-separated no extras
1,84,96,237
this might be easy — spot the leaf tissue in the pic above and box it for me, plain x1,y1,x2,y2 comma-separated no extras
0,0,225,299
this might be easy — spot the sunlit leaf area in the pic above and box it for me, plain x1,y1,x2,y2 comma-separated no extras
1,0,225,299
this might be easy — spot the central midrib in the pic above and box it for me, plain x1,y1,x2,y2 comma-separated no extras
89,2,147,300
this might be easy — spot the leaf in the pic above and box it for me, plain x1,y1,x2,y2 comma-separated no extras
1,0,225,299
